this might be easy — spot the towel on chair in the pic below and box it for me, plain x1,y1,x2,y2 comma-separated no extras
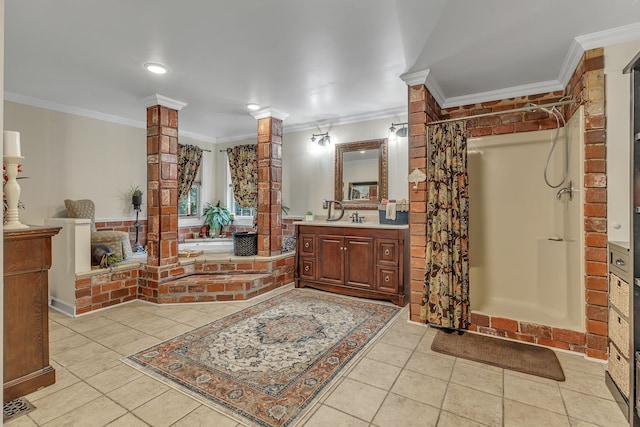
385,202,396,220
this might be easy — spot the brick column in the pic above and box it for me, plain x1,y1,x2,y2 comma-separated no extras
139,95,187,302
400,71,442,323
251,108,289,256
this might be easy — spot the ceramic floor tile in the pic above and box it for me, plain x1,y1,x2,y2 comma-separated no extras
107,375,170,411
324,377,388,422
65,348,123,379
384,319,428,338
347,357,402,390
29,382,102,425
504,367,564,386
132,389,201,427
24,367,81,401
114,335,162,356
85,363,144,393
372,392,439,427
105,413,151,426
48,323,78,342
171,405,239,427
379,329,423,350
364,341,413,368
4,414,39,427
40,395,127,427
99,328,152,351
81,321,134,341
52,341,111,367
150,322,195,340
48,333,93,355
442,383,502,427
302,404,369,427
568,419,601,426
131,315,182,336
555,352,606,377
404,350,455,381
559,367,614,401
504,372,566,415
504,399,571,427
391,369,448,408
437,411,490,427
450,360,503,396
61,315,118,333
561,388,628,427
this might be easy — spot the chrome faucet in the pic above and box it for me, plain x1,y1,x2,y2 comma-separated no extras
350,211,364,223
325,200,345,221
555,180,574,201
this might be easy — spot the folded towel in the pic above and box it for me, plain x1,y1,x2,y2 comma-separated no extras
386,202,396,220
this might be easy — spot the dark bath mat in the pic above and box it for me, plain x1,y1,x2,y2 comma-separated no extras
431,329,565,381
3,397,36,423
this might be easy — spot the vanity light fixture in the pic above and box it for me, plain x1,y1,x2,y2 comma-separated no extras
144,62,168,74
311,132,331,147
388,122,408,143
246,103,261,111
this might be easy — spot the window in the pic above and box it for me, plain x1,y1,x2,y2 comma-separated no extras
178,183,200,216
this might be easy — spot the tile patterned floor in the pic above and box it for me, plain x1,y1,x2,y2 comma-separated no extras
5,285,627,427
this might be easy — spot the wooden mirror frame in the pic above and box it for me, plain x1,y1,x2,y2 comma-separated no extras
334,138,388,210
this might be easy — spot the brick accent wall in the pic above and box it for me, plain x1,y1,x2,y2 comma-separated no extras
96,219,147,248
75,266,139,315
407,48,608,359
257,117,283,256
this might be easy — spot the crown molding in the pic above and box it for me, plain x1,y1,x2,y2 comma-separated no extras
250,107,289,121
400,69,430,87
139,94,187,110
424,72,446,107
577,21,640,50
558,38,585,87
442,80,564,109
5,91,147,128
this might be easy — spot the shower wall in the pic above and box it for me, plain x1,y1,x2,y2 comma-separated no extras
468,108,585,331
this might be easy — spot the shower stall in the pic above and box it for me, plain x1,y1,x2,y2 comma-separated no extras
468,107,585,331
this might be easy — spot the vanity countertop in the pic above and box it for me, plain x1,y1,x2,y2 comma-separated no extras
294,220,408,230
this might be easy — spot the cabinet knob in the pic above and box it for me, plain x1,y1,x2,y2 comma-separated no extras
384,275,390,283
615,258,625,266
384,249,390,256
304,242,310,248
304,265,310,272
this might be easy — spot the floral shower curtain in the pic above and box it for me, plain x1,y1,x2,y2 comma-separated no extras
177,143,203,199
226,144,258,209
421,121,470,329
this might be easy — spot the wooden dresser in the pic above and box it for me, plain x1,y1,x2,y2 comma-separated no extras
295,223,407,306
4,226,60,402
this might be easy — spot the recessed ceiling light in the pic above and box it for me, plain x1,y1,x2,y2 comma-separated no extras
246,103,261,111
144,63,168,74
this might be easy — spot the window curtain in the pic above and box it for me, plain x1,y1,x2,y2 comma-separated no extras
421,121,470,329
226,144,258,209
178,143,203,199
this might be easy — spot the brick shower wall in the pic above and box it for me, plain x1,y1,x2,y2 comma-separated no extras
96,219,148,248
408,48,607,359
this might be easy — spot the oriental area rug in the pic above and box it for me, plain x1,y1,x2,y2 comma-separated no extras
125,289,400,427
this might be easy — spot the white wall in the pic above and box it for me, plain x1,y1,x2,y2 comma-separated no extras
219,116,409,221
605,39,640,241
3,101,215,224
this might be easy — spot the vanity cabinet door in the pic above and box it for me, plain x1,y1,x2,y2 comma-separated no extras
299,234,316,256
376,266,399,294
376,240,399,265
344,237,374,289
299,258,316,281
317,235,344,285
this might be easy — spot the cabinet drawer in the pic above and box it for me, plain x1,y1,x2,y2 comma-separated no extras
609,343,630,398
609,308,630,358
299,258,316,280
376,266,399,294
609,245,629,276
609,273,629,317
299,234,316,256
376,240,399,266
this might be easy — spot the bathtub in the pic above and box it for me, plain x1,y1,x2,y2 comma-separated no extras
179,238,233,254
467,107,585,331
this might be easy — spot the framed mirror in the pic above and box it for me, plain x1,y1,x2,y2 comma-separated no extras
334,138,388,210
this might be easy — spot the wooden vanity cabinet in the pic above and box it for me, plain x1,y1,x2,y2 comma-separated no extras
295,224,407,306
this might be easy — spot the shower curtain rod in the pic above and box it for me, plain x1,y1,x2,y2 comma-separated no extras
427,99,577,126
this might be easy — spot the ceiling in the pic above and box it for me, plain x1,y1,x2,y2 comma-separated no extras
5,1,640,143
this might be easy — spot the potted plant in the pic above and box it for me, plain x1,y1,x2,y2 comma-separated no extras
130,185,144,210
202,200,231,237
305,211,314,221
